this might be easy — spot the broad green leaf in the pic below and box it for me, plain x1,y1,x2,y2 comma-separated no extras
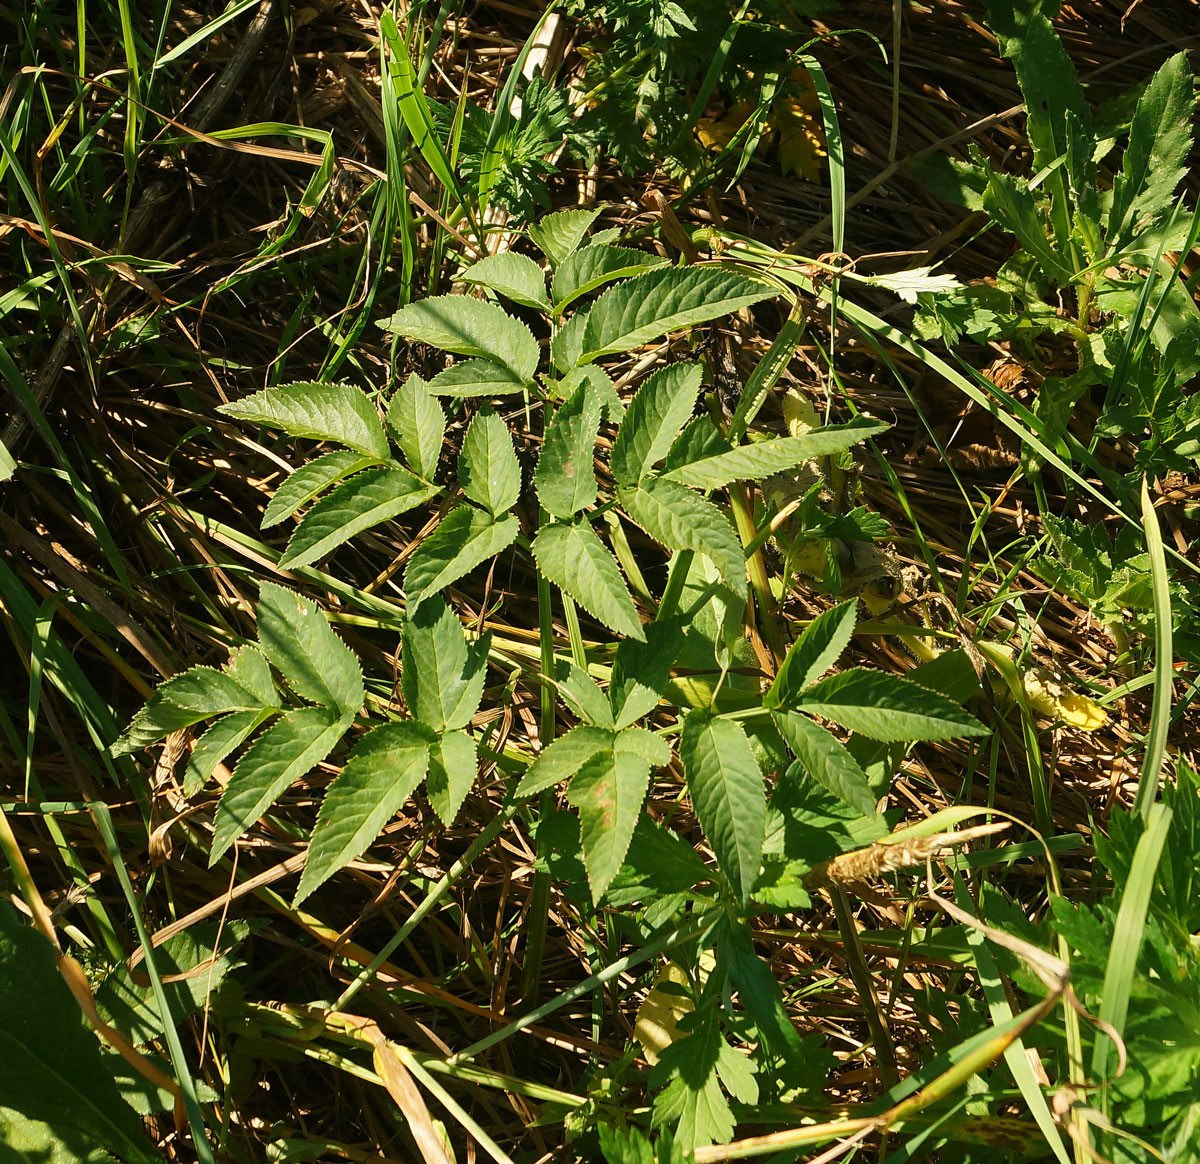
567,728,666,901
554,657,614,728
551,309,588,372
256,582,363,715
387,373,445,478
516,724,615,796
400,597,490,733
535,376,602,517
0,903,156,1164
457,251,550,311
664,419,888,490
458,411,520,515
578,267,775,364
211,706,350,862
183,709,270,794
427,359,528,397
532,521,644,640
620,478,745,593
650,1009,738,1149
773,710,876,816
218,381,389,459
982,172,1073,285
551,244,668,313
796,668,991,741
765,599,856,709
528,206,603,267
263,450,379,528
294,721,433,904
427,729,477,827
610,617,687,729
611,363,702,487
279,467,438,568
680,711,766,902
379,295,538,383
404,507,520,608
555,364,623,421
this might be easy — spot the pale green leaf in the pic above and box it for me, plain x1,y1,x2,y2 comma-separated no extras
532,521,644,640
556,364,623,421
528,206,603,267
279,467,438,568
378,295,539,383
773,710,876,816
211,706,350,862
404,507,520,608
400,597,490,733
294,721,433,904
679,711,766,902
664,419,887,490
262,450,379,528
610,363,702,487
765,600,856,709
609,617,687,729
458,411,521,515
619,478,745,593
551,244,668,313
578,267,775,364
535,375,602,517
183,709,270,795
218,381,389,459
386,373,445,477
458,252,550,311
796,669,991,741
516,724,615,796
553,658,614,728
225,644,276,705
551,309,588,372
427,729,478,827
256,581,364,716
428,359,528,397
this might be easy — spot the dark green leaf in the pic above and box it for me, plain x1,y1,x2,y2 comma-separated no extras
426,729,477,827
611,363,702,487
263,450,380,528
386,373,445,477
401,597,490,733
528,206,603,267
404,507,520,609
551,244,668,313
773,710,877,817
458,411,521,515
517,724,616,796
609,617,687,729
427,359,529,397
535,376,602,517
765,600,856,708
457,252,549,311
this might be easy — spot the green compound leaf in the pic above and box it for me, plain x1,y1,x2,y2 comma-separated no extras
379,295,539,384
387,374,446,478
516,724,616,797
183,709,271,795
609,616,687,729
279,467,438,569
578,267,775,364
211,706,350,863
404,506,520,609
773,710,877,817
458,411,521,516
664,418,888,490
256,582,364,716
0,903,157,1164
427,728,478,827
294,720,434,904
680,711,766,903
263,450,380,528
795,668,991,742
401,597,490,734
218,381,389,459
535,375,602,518
551,243,668,314
765,599,856,709
619,477,745,594
528,206,604,267
532,521,644,641
611,363,702,487
427,359,529,397
551,308,589,372
458,251,550,312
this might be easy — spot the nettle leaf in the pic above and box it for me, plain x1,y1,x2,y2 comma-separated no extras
567,728,668,901
401,597,490,733
765,600,856,709
551,309,589,372
211,706,350,863
459,411,521,515
257,582,364,716
183,709,270,794
578,267,775,364
387,374,445,478
773,710,876,817
457,251,550,312
554,657,614,728
428,359,528,397
620,478,745,594
795,669,991,742
427,729,478,827
610,617,687,729
535,375,602,517
528,206,604,267
551,244,669,313
404,506,520,609
263,450,380,528
680,711,766,903
280,467,438,569
517,724,615,796
379,295,539,383
218,381,389,460
294,720,433,904
611,363,703,487
532,521,644,640
664,419,889,491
